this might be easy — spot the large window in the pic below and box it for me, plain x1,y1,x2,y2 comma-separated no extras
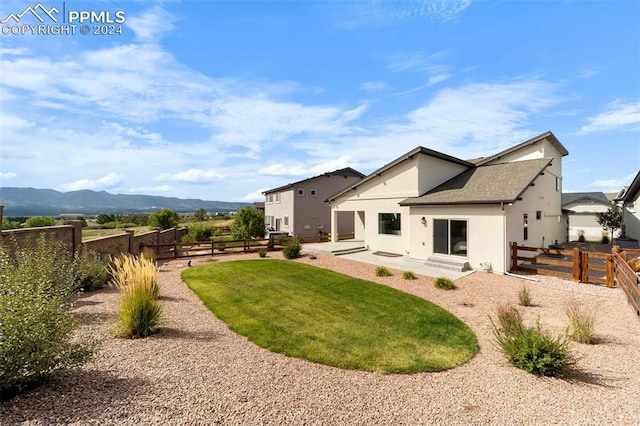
266,194,273,204
378,213,401,235
433,219,467,257
275,193,281,203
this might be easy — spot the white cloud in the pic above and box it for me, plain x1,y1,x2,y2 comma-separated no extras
126,6,177,42
157,169,226,183
328,0,472,28
581,100,640,133
258,156,353,177
361,81,390,92
56,172,124,192
240,189,268,202
589,173,636,191
0,172,17,180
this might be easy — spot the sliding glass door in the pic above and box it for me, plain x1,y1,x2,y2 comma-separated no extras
433,219,467,257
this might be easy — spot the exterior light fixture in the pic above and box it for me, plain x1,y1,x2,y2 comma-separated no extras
421,217,427,225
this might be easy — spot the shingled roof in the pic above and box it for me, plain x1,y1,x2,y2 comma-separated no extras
399,158,552,206
263,167,365,195
561,192,611,207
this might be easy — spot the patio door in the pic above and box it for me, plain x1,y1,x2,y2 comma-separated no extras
433,219,467,257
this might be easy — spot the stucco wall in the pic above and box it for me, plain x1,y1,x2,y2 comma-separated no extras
408,205,506,273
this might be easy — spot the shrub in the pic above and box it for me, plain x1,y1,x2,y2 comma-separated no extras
434,276,456,290
259,248,268,258
402,271,416,280
282,238,302,259
566,301,597,344
74,249,109,292
109,255,162,338
23,216,56,228
493,319,577,377
374,266,392,277
309,254,317,260
577,231,586,243
495,303,523,336
0,236,96,399
518,284,533,306
182,223,214,242
601,235,610,244
117,285,162,338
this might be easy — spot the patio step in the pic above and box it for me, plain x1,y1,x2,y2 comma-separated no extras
424,256,471,272
332,246,368,256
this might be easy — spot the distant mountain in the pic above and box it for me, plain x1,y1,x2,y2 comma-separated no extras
0,187,252,216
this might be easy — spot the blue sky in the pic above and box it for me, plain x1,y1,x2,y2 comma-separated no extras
0,0,639,203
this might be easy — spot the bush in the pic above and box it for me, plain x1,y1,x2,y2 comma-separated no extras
402,271,416,280
282,238,302,259
518,284,533,306
2,217,21,229
601,235,610,244
566,301,597,344
109,255,162,338
23,216,56,228
182,223,214,242
434,277,456,290
493,319,577,377
74,249,109,292
495,303,523,336
577,231,586,243
259,248,268,258
374,266,392,277
0,236,96,399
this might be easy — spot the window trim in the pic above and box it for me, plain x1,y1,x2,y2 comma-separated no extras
297,188,305,197
275,192,281,204
309,189,317,197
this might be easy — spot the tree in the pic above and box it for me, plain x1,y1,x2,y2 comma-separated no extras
596,205,622,244
148,208,180,230
2,218,21,230
96,214,118,224
231,207,265,240
194,208,208,222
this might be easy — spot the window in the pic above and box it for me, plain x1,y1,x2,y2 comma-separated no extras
283,216,289,227
433,219,467,257
266,194,273,204
297,188,305,196
265,215,274,227
310,189,317,197
378,213,401,235
536,210,542,220
523,213,529,240
275,193,281,203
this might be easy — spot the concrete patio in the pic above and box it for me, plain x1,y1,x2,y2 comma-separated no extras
303,240,475,281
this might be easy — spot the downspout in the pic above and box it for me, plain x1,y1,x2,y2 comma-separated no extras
502,202,507,273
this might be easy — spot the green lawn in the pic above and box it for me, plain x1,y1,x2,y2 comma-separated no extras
182,259,478,373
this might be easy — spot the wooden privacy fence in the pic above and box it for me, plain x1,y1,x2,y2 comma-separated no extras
612,247,640,315
296,232,355,244
511,243,640,315
511,242,613,286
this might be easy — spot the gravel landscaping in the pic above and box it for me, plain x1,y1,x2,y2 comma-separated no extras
2,250,640,425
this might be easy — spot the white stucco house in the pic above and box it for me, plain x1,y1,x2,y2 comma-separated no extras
327,132,568,274
561,192,613,241
263,168,365,238
618,171,640,243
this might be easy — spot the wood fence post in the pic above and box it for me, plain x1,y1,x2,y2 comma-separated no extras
572,247,581,281
606,254,615,287
511,242,518,271
580,251,589,282
173,242,178,259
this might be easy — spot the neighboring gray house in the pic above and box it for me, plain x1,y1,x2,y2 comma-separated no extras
562,192,612,241
617,171,640,244
263,168,365,238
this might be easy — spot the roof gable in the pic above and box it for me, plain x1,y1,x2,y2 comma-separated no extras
263,167,365,195
620,171,640,203
327,147,473,202
474,131,568,166
561,192,611,208
399,158,552,206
